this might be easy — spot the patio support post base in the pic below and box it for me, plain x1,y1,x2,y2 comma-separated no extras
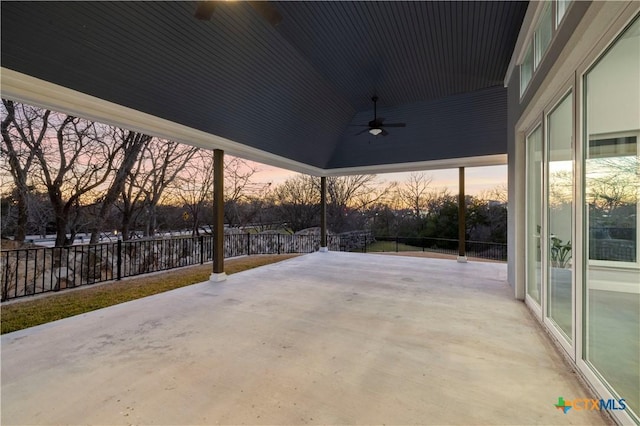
210,272,227,282
319,246,329,252
457,256,468,263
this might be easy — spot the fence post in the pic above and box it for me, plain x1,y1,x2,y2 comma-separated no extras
66,247,70,289
2,252,9,301
396,236,399,252
247,233,251,255
199,235,204,264
117,240,122,281
24,249,29,295
277,234,281,254
364,235,367,253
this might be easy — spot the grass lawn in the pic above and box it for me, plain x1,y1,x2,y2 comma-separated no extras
1,254,300,334
359,240,424,252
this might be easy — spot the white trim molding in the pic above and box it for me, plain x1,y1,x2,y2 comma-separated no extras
323,154,507,177
1,68,507,178
0,68,325,176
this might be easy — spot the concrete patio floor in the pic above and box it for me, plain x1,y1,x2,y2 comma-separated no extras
1,252,608,425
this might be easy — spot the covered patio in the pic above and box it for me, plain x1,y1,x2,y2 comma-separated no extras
3,2,638,422
1,253,606,425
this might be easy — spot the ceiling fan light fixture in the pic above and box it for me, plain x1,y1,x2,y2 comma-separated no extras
369,128,383,136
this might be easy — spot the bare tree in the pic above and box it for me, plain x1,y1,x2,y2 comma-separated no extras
0,100,51,241
587,157,639,211
120,139,198,239
174,150,215,236
272,174,320,233
26,191,54,238
120,149,148,240
424,188,455,218
225,157,259,204
224,157,271,228
31,113,116,246
326,175,378,208
477,183,509,204
326,175,393,232
271,174,393,233
396,172,433,218
167,152,270,235
88,129,151,244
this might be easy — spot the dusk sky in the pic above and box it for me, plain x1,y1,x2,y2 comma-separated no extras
248,161,507,196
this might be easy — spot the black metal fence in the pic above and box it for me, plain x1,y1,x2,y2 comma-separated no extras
1,233,342,301
1,233,505,302
360,236,508,261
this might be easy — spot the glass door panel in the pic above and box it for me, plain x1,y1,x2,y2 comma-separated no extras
584,16,639,417
547,92,573,341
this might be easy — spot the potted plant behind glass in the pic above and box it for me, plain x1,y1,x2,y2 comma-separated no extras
550,236,572,268
549,235,572,299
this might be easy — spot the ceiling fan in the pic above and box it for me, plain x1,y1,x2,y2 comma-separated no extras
354,96,406,136
195,1,282,27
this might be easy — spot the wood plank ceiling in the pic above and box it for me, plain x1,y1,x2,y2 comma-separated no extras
1,1,528,172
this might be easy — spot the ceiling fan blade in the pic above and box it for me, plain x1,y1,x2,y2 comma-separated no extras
249,1,283,27
194,1,216,20
357,96,405,136
355,128,370,136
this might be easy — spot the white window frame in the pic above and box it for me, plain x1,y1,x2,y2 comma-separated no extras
519,0,573,99
519,41,534,97
584,130,640,270
556,0,571,28
534,2,553,69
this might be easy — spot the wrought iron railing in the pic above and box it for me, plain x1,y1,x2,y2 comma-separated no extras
359,235,508,261
1,233,342,301
1,233,505,301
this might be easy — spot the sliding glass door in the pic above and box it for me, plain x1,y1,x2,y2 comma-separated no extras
546,92,573,342
583,16,639,416
522,12,639,423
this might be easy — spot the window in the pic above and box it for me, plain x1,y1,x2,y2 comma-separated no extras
520,42,534,96
519,0,571,97
556,0,571,27
586,135,638,264
535,3,553,68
